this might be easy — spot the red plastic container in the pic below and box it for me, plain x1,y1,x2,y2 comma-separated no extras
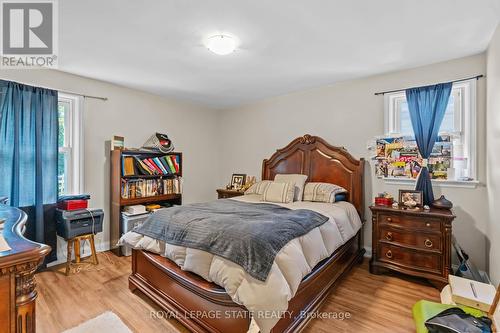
375,197,393,206
57,199,88,211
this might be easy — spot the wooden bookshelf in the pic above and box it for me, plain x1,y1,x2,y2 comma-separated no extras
120,193,181,206
110,149,183,256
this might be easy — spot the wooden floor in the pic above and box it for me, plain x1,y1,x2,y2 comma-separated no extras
36,252,440,333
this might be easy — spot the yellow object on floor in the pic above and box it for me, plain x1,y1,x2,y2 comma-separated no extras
412,300,485,333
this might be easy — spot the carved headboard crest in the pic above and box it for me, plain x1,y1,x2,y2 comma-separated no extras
262,134,365,219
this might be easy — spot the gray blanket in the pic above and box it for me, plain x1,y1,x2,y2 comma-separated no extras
133,199,329,281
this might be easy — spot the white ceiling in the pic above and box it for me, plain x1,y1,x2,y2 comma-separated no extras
59,0,500,109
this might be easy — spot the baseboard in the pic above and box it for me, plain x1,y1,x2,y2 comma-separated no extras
364,246,372,258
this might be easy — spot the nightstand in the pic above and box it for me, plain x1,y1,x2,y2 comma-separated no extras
369,205,455,289
216,189,244,199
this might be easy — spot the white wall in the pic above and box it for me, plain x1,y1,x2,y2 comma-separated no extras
0,69,220,262
1,52,494,276
218,54,490,271
486,24,500,285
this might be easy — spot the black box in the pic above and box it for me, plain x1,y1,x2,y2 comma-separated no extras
55,209,104,239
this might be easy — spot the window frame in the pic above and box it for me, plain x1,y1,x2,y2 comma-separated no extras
58,93,84,195
382,79,477,187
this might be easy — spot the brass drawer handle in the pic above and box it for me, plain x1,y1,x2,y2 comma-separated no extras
425,239,433,248
426,222,431,227
385,250,393,259
385,232,393,241
386,217,392,222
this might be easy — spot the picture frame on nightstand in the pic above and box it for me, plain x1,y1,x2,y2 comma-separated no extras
399,189,423,207
230,174,246,190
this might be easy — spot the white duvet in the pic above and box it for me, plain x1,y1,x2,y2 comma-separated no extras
119,194,362,333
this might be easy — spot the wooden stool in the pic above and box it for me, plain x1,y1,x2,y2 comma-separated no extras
65,233,99,276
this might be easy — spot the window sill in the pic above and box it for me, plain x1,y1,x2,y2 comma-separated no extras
382,177,480,189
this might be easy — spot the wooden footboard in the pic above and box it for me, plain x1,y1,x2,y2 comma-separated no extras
129,230,364,333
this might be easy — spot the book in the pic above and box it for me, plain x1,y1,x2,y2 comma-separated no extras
161,156,173,174
112,135,125,150
449,275,497,312
134,157,152,175
146,158,162,174
165,155,176,174
170,155,180,173
153,157,168,174
141,159,158,174
158,157,171,175
123,157,136,176
121,178,166,199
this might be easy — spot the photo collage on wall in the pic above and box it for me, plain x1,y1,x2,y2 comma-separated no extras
373,135,452,180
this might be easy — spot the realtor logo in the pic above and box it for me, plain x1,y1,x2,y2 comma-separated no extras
0,0,58,68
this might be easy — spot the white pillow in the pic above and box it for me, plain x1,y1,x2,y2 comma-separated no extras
244,180,272,195
303,182,347,203
274,174,308,201
261,181,295,203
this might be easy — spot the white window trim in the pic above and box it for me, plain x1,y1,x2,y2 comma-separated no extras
59,93,84,194
382,79,477,189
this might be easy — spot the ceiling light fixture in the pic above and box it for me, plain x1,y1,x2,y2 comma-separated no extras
206,34,237,55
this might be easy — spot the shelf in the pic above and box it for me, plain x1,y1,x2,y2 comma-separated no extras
121,150,182,156
120,193,181,206
122,174,180,179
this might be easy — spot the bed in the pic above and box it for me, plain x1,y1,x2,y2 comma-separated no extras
124,134,365,333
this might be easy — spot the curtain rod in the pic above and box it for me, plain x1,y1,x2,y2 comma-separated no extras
0,78,108,101
374,74,484,96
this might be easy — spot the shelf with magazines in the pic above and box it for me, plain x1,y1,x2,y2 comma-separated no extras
110,149,183,256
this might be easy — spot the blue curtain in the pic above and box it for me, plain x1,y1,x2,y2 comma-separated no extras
405,82,452,205
0,80,58,243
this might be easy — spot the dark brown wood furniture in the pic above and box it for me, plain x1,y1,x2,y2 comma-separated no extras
369,205,455,289
128,134,365,333
0,204,51,333
216,188,244,199
110,150,183,256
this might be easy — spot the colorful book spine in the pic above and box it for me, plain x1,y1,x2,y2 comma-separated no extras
153,157,168,174
134,157,152,175
170,155,180,173
143,159,160,174
165,156,176,174
158,157,171,174
146,158,162,174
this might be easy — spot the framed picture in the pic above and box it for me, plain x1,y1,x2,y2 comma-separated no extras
399,190,423,207
230,174,246,190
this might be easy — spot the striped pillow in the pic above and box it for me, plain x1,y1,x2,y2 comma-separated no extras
274,174,308,201
261,182,295,203
303,182,347,203
244,180,272,195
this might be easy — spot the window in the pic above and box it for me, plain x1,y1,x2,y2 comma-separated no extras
58,93,83,195
384,80,477,183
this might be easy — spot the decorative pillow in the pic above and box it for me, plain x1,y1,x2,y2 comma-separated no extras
274,174,308,201
303,182,347,203
244,180,272,195
261,182,295,203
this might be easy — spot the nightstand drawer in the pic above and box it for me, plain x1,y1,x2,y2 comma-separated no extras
379,227,441,251
378,243,441,272
379,214,441,232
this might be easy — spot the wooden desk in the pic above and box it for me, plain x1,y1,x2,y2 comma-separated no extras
0,205,51,333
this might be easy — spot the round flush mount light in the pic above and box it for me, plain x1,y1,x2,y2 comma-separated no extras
206,34,237,55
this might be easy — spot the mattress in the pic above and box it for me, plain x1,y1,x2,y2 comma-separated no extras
119,194,362,332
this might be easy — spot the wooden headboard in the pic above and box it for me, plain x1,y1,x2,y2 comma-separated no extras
262,134,365,219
